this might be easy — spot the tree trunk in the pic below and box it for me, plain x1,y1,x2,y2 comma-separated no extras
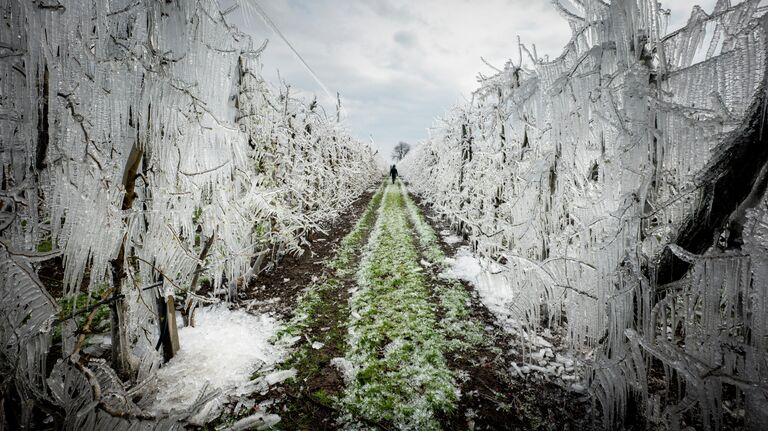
109,143,144,379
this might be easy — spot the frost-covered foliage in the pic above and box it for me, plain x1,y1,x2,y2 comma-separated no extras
0,243,58,427
400,0,768,428
0,0,378,428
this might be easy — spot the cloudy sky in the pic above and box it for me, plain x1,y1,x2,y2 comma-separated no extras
230,0,718,159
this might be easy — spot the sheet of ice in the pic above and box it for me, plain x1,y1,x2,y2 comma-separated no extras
152,305,286,416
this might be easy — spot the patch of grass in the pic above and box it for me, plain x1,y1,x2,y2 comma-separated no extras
400,183,486,351
400,185,445,266
330,185,384,275
37,239,53,253
280,279,348,384
278,185,385,340
311,388,334,406
342,183,459,430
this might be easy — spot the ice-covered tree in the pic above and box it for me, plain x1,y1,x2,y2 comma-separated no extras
400,0,768,428
0,0,379,427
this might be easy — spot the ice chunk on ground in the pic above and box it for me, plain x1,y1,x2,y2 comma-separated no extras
264,369,296,386
229,412,282,430
439,229,463,244
443,251,484,281
152,305,286,417
444,235,462,244
330,357,355,383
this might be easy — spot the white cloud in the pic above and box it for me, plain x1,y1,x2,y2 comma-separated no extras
231,0,719,158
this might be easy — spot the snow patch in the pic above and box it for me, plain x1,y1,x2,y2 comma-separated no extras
442,248,518,333
152,305,286,419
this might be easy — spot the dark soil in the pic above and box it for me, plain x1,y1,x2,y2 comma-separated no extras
37,255,66,298
242,188,377,318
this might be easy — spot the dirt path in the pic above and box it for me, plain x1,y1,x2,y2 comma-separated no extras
225,181,596,430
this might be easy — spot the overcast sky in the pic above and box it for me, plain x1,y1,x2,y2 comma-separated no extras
230,0,718,159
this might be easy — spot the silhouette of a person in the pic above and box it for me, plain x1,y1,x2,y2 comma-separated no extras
390,164,398,184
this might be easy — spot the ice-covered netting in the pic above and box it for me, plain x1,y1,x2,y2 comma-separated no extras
0,0,379,428
400,0,768,428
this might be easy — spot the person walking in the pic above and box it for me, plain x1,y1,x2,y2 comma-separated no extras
390,164,398,184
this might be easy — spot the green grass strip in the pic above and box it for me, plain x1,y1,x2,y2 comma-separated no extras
342,182,458,430
400,182,486,351
279,184,385,340
399,183,446,267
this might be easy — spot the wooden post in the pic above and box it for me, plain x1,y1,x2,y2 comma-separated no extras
156,279,180,362
110,247,131,379
165,294,180,359
109,142,144,379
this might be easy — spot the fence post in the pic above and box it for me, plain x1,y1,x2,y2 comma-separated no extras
156,278,180,362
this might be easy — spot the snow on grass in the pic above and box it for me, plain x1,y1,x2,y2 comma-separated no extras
278,184,384,340
400,184,485,349
152,305,286,421
341,182,458,430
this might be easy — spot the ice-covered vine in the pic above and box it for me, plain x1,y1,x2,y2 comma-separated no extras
0,0,379,428
400,0,768,428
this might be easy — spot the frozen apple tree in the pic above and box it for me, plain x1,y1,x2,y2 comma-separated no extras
400,0,768,428
0,0,378,428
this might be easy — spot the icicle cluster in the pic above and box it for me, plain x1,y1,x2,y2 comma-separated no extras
0,0,378,428
400,0,768,428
